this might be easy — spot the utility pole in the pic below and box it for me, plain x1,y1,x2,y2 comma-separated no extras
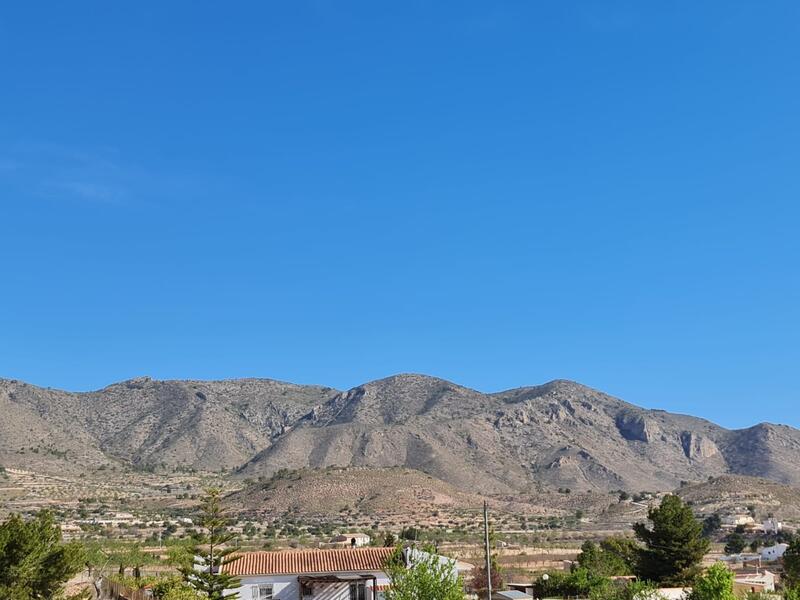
483,500,493,600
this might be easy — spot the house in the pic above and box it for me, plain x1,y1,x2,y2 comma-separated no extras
330,533,372,548
651,589,691,600
631,588,690,600
721,514,755,528
761,543,788,562
223,546,464,599
493,591,533,600
733,570,776,594
762,518,782,534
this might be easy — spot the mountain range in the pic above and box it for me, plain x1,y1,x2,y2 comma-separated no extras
2,374,799,495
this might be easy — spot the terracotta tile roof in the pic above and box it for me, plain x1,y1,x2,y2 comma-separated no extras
224,547,396,576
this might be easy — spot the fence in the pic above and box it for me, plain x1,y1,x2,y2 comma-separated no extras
101,578,154,600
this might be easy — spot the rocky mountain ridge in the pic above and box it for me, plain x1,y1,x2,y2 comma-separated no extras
1,374,798,494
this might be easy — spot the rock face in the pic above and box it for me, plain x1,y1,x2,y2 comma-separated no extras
680,431,721,461
1,374,800,494
616,413,658,442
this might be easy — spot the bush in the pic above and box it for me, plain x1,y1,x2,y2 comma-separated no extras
688,563,736,600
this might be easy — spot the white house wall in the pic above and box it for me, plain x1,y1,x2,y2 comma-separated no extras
229,571,390,600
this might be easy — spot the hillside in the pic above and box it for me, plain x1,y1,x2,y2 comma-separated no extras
238,375,800,493
228,467,482,518
678,475,800,520
0,377,337,472
2,374,800,496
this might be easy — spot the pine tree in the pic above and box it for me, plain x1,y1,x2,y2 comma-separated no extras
723,533,746,555
0,510,86,599
633,495,709,586
179,489,240,599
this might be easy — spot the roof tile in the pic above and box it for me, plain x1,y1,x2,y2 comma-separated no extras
224,547,396,576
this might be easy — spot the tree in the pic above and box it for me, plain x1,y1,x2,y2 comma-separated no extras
589,580,660,600
167,539,197,571
633,495,709,586
702,514,722,538
578,538,638,577
179,489,240,599
0,511,86,599
163,588,202,600
470,557,503,597
383,532,397,547
724,533,747,555
529,569,609,599
399,527,420,541
385,546,465,600
689,563,736,600
785,587,800,600
784,537,800,588
120,544,151,579
599,538,639,575
152,577,201,600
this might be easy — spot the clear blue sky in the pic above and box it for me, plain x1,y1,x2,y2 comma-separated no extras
1,2,798,429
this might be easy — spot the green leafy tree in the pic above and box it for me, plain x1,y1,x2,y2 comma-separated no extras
530,568,609,599
163,588,202,600
633,495,709,586
179,489,240,600
785,587,800,600
784,538,800,588
166,539,197,571
152,577,201,600
689,563,736,600
0,511,86,599
385,546,465,600
724,533,746,555
588,580,659,600
578,538,638,577
399,527,420,541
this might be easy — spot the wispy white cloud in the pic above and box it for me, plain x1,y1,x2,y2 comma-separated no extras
0,142,142,206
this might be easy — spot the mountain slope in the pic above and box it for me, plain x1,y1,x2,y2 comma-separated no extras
238,375,737,493
1,374,799,495
0,377,338,472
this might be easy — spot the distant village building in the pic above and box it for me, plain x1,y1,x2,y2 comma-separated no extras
722,514,755,528
762,518,782,534
733,570,776,594
645,589,691,600
761,543,789,562
493,591,533,600
330,533,372,548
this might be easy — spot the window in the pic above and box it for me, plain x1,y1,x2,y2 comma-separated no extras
349,583,366,600
252,584,273,600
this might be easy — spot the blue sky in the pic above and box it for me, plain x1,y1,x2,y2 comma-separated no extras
1,2,798,428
